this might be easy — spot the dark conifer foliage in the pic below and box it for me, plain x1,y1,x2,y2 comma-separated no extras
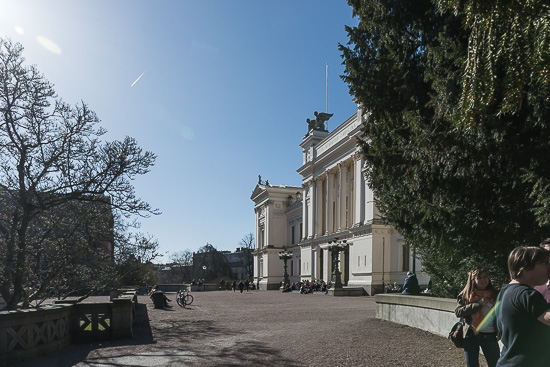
340,0,550,296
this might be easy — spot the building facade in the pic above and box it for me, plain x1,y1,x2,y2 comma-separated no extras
251,104,426,294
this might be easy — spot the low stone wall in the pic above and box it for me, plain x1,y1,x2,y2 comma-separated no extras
375,293,456,338
151,283,218,292
0,304,72,367
0,290,137,366
190,284,218,292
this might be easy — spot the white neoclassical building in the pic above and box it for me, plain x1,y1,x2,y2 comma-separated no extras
251,103,427,295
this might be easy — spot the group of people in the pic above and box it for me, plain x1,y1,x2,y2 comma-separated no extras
220,279,250,293
281,279,332,294
384,282,402,293
384,272,424,295
455,240,550,367
148,285,172,308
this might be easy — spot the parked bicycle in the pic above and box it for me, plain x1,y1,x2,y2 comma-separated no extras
176,288,194,307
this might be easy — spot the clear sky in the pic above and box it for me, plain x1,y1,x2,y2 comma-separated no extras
0,1,359,261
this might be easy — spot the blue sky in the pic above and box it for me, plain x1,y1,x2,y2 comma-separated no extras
0,1,359,260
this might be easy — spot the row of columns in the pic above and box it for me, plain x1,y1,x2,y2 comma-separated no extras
302,153,366,240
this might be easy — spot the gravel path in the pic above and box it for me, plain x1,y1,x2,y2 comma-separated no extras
13,290,480,367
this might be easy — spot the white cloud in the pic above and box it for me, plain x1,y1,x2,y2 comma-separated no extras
15,26,24,35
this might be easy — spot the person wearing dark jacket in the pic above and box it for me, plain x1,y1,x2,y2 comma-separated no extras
401,272,421,295
496,246,550,366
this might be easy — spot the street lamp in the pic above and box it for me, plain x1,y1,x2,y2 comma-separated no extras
202,265,207,291
327,238,349,289
278,250,292,288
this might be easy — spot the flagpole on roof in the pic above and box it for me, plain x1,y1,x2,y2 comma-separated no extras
326,63,328,130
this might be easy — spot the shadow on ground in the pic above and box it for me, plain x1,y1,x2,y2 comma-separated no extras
14,302,302,367
13,303,155,367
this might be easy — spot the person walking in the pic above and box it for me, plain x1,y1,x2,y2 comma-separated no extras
232,280,237,292
534,239,550,302
455,268,499,367
245,279,250,291
238,280,245,293
496,246,550,366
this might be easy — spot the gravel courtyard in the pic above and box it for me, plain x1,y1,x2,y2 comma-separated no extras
13,290,481,367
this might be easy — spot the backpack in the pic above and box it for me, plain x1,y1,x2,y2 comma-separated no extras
448,321,464,348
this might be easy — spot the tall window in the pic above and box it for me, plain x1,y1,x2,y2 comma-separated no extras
290,260,294,276
291,225,295,244
332,201,336,231
402,245,410,272
260,229,265,249
345,196,349,228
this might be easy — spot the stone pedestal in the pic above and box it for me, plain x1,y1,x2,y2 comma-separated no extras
111,298,133,339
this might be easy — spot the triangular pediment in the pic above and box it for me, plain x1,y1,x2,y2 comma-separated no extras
250,184,267,201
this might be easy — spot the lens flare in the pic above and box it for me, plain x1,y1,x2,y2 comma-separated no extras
36,36,62,54
475,301,501,333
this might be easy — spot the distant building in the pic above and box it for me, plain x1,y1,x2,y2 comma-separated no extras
192,247,252,282
251,103,427,294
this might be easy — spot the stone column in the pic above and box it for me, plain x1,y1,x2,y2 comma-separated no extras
312,178,318,238
323,247,330,281
350,161,355,227
325,171,332,235
255,207,260,249
338,163,343,231
265,203,271,247
307,184,314,239
354,153,364,226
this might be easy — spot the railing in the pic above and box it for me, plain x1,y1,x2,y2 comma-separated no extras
0,305,72,367
0,290,137,366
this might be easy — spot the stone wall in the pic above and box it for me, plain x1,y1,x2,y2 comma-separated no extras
0,290,136,366
375,293,457,337
0,304,72,367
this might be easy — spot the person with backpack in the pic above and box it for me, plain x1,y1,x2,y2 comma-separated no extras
455,268,499,367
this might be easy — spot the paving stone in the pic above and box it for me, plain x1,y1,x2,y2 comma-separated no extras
12,291,480,367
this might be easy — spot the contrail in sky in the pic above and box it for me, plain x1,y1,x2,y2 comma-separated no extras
130,71,146,87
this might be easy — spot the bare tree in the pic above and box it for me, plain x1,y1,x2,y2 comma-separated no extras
0,39,159,310
239,233,254,280
167,250,193,283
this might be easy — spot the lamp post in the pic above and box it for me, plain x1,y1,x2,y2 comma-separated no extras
278,250,292,288
382,237,385,292
328,238,349,289
202,265,207,291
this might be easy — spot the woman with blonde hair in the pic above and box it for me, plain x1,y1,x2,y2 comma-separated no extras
455,268,500,367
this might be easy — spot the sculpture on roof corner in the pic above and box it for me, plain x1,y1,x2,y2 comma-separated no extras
305,111,333,136
258,175,269,186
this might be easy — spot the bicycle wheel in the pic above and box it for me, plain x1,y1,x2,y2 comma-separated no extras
185,294,194,306
176,294,185,307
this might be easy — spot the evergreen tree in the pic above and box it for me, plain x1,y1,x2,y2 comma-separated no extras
340,0,550,296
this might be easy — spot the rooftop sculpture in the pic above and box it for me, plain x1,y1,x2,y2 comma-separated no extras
305,111,333,135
